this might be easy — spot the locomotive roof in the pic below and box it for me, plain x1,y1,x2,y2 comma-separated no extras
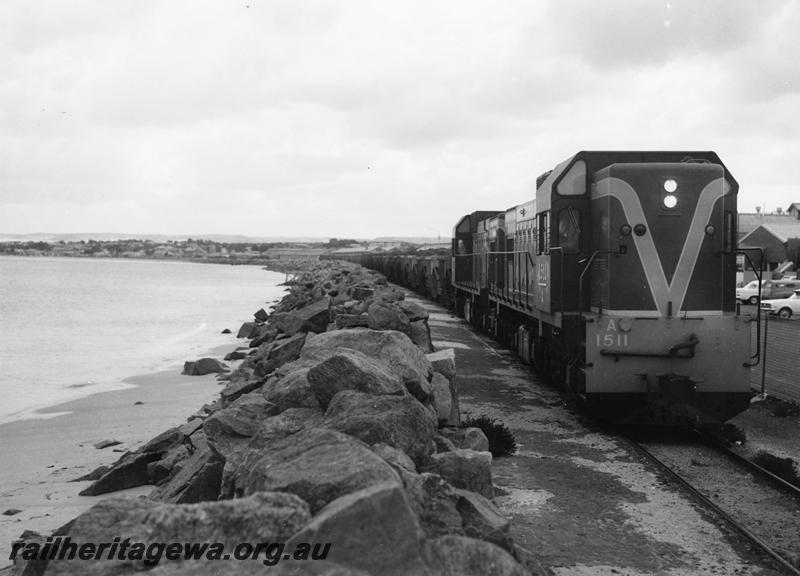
536,150,738,196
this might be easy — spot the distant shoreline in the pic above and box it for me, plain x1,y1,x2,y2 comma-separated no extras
0,251,323,274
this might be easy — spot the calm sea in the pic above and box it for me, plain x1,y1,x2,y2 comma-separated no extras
0,256,287,423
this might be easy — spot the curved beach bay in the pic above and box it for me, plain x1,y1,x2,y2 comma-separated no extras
0,256,287,563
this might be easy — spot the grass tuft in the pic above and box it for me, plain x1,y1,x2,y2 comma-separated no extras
461,415,517,457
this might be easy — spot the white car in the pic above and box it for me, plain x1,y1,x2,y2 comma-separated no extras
760,290,800,319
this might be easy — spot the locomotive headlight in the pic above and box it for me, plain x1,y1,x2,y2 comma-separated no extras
663,194,678,208
664,179,678,193
705,224,716,236
620,224,632,236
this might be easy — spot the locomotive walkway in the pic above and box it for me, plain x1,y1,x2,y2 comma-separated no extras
407,291,787,576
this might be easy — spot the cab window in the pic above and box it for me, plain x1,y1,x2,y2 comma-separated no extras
557,207,581,253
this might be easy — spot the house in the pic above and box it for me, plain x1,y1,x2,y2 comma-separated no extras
738,205,800,274
737,212,796,244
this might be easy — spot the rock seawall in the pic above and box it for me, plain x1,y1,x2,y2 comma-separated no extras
11,261,531,576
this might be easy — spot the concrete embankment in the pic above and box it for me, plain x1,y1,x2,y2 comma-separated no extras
9,261,533,576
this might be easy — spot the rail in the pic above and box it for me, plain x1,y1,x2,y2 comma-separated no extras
697,429,800,496
628,437,800,576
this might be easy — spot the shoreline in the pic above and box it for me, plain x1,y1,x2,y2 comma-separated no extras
0,252,324,275
0,338,241,427
0,346,237,566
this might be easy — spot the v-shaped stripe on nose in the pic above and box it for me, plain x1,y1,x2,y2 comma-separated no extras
594,177,725,315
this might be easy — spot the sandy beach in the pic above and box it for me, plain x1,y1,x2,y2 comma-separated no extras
0,350,233,566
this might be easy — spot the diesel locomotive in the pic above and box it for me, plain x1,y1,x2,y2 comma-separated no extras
343,151,756,425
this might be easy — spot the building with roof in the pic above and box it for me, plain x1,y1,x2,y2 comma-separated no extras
737,212,796,243
738,204,800,274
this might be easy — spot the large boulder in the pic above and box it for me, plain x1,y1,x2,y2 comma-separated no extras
401,471,464,540
409,319,434,352
263,367,322,412
422,535,528,576
236,321,258,339
398,300,429,322
424,449,493,499
254,332,307,377
374,286,405,302
249,324,279,347
223,349,248,361
220,407,324,498
366,300,410,334
139,426,186,453
182,358,228,376
147,443,191,486
287,482,427,576
371,443,417,474
43,492,310,576
78,427,184,495
324,391,436,467
426,349,456,381
440,427,490,452
149,431,224,503
222,363,257,390
263,368,322,413
227,427,401,513
307,349,406,409
426,349,460,425
351,284,374,300
78,450,162,495
301,329,433,396
334,313,370,329
455,489,514,552
271,298,331,336
430,372,453,424
219,377,265,408
203,393,277,460
247,340,275,365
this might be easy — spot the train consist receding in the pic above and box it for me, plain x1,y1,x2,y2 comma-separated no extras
338,151,755,425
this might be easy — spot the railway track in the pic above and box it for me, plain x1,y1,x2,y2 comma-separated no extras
628,431,800,575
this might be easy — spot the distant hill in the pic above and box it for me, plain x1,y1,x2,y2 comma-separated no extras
372,237,444,244
0,233,337,243
0,233,445,244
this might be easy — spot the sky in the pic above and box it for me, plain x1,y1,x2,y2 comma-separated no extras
1,0,799,239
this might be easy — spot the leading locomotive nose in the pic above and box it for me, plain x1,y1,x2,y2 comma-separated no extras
589,162,733,317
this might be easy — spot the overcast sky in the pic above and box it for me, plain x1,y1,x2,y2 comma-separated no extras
1,1,798,239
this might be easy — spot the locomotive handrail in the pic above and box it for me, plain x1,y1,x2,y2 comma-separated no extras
733,247,765,368
548,247,564,312
578,250,612,316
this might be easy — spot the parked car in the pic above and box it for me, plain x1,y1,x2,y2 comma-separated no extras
760,290,800,319
736,279,799,305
